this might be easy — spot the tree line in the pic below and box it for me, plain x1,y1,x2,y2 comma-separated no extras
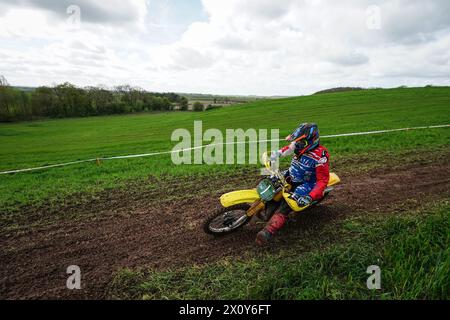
0,76,189,122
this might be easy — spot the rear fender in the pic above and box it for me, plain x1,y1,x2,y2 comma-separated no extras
220,189,260,208
328,172,341,187
283,191,309,212
285,172,341,212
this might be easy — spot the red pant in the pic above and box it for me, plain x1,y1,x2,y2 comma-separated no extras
266,212,287,235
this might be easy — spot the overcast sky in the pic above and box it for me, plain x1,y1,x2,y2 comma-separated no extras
0,0,449,95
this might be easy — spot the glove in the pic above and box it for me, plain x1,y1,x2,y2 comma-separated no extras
269,150,281,161
281,170,292,184
296,195,312,207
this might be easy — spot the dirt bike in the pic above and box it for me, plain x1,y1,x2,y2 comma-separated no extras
203,152,341,235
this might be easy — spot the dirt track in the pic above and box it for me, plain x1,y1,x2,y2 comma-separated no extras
1,161,449,299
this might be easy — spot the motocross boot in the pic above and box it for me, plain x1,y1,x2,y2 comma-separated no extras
255,213,287,246
255,229,272,246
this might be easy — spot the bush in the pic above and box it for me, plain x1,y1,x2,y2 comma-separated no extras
179,97,189,111
0,76,189,121
193,101,204,112
205,105,223,111
0,85,32,122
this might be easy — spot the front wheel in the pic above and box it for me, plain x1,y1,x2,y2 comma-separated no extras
203,204,251,235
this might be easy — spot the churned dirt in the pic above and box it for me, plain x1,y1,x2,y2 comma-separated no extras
1,161,449,300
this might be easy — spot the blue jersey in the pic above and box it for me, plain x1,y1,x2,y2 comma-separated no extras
289,153,321,183
287,146,330,199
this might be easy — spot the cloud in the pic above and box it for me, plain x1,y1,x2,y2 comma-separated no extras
380,0,450,44
171,47,215,70
0,0,147,25
0,0,449,95
329,52,370,66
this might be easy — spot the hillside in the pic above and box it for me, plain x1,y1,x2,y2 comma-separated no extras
1,86,449,210
1,86,449,299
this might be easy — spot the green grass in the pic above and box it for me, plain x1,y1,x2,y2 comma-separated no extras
1,87,449,212
108,201,450,300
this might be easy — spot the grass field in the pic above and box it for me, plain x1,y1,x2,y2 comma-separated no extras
1,87,449,213
1,86,449,300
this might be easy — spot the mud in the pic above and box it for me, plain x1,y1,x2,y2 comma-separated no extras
1,161,449,299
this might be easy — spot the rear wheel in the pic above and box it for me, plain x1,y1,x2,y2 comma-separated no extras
203,204,252,235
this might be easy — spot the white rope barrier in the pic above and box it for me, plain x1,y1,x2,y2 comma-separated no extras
1,124,449,175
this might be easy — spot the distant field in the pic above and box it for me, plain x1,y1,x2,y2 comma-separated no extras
183,92,268,110
181,92,271,103
0,87,449,212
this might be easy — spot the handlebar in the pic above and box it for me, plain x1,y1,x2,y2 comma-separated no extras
262,152,288,187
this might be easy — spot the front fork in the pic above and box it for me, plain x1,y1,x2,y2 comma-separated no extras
246,200,265,217
246,190,285,219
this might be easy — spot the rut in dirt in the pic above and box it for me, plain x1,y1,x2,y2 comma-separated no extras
1,161,449,299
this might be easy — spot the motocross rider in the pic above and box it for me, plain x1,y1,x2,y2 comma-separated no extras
256,123,330,246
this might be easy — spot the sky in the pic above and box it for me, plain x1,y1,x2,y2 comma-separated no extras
0,0,449,96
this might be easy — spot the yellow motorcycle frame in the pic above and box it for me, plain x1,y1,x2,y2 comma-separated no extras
219,152,341,218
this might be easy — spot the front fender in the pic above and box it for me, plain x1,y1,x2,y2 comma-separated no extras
220,189,260,208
